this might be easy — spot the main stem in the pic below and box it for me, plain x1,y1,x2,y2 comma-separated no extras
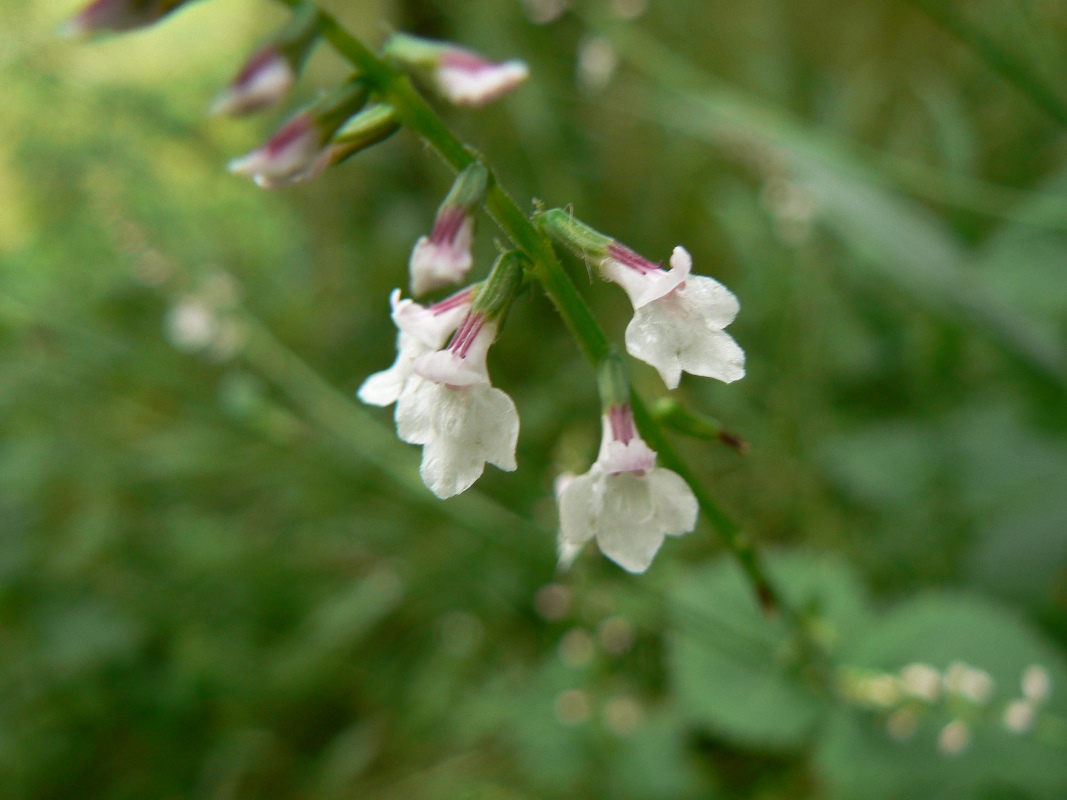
273,0,788,616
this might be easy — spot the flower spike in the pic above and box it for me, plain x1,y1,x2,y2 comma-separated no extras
409,163,489,296
384,32,529,107
62,0,191,37
228,79,370,189
211,4,322,117
540,209,746,389
556,355,698,573
394,253,526,498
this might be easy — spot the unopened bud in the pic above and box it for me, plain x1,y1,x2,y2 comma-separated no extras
410,163,489,296
62,0,191,37
228,78,370,189
384,32,529,107
212,4,321,117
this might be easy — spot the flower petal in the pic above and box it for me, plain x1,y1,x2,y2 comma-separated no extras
647,468,699,537
592,473,665,573
624,276,745,389
395,379,518,498
557,471,600,549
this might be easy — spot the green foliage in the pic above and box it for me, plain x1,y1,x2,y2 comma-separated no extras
1,0,1066,798
670,552,869,748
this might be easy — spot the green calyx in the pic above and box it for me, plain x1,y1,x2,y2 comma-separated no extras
537,208,612,261
313,78,372,140
441,162,490,215
472,251,528,323
330,105,400,163
382,32,450,68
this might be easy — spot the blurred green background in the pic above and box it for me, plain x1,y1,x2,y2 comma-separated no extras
2,0,1067,797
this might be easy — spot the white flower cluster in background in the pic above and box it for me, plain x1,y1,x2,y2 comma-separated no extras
837,661,1055,757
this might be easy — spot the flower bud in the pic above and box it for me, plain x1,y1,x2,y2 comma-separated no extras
62,0,191,37
211,4,321,117
228,78,370,189
409,163,489,296
384,32,529,107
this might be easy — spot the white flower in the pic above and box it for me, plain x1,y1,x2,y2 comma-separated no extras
556,406,698,573
228,113,331,189
357,288,473,407
602,245,745,390
435,49,530,107
395,316,519,498
409,208,476,296
212,47,295,117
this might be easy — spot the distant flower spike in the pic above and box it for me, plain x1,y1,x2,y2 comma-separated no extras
384,32,529,107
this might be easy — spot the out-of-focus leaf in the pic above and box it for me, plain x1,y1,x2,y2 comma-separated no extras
669,552,870,748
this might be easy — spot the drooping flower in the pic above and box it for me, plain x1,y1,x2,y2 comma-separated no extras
409,163,488,296
211,5,321,117
357,287,475,407
393,252,526,499
434,48,530,107
229,79,369,189
614,245,745,390
556,398,698,574
212,47,297,117
62,0,190,36
384,33,529,107
539,209,745,389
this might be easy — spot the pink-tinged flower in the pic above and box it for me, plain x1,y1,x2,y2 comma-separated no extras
228,112,331,189
434,48,530,107
384,33,528,108
62,0,190,36
211,6,321,117
612,246,745,389
212,47,296,117
410,208,475,296
228,80,369,189
409,162,488,296
557,404,698,573
396,314,519,498
539,210,746,389
357,287,475,407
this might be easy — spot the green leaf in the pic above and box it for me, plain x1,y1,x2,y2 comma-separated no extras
816,594,1067,800
668,552,870,748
